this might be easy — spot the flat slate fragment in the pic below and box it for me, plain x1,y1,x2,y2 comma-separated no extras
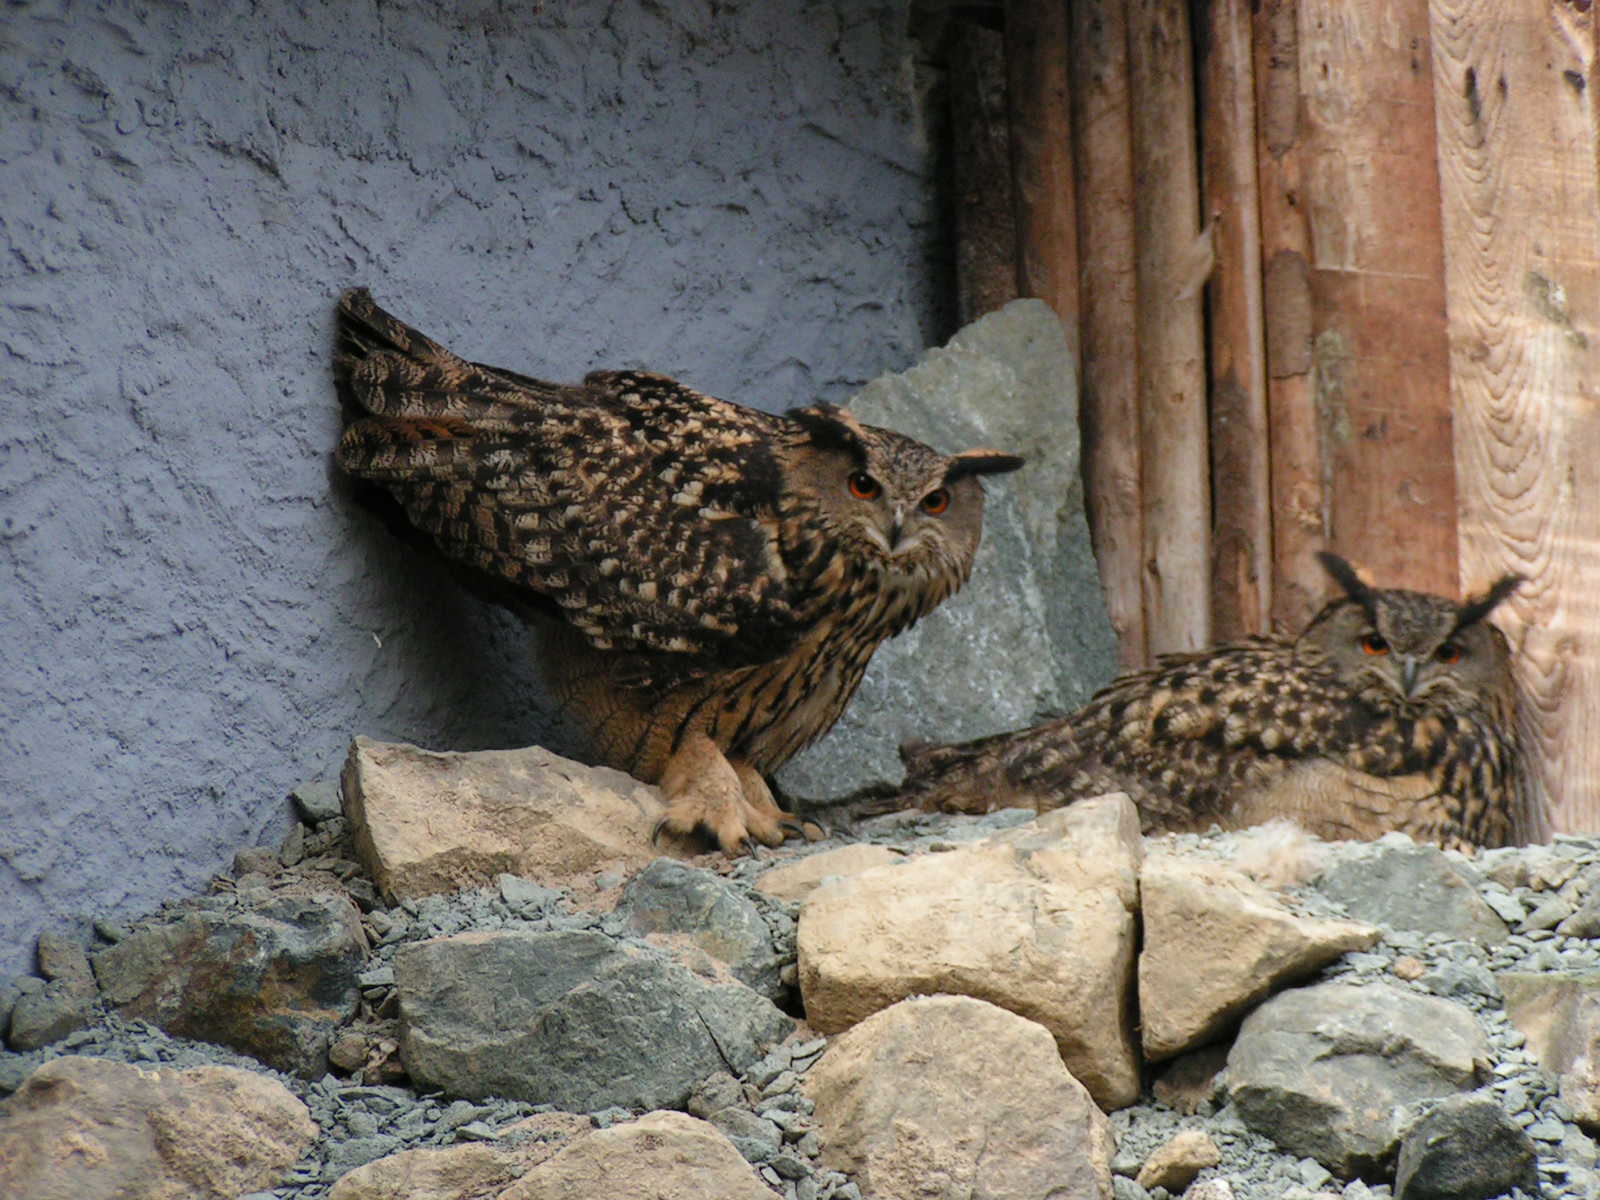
396,929,792,1111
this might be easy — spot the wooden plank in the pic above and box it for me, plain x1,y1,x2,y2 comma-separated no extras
1128,0,1211,654
1005,0,1079,327
949,16,1019,325
1297,0,1458,597
1254,0,1330,635
1430,0,1600,838
1070,0,1147,666
1200,0,1272,642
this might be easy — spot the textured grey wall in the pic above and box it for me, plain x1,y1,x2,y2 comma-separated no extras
0,1,944,974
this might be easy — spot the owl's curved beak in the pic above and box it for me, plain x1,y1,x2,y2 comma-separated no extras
1398,656,1421,696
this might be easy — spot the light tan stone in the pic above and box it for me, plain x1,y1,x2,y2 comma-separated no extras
1499,970,1600,1131
1138,853,1380,1061
341,736,692,902
0,1055,316,1200
327,1113,591,1199
755,843,904,902
1135,1128,1222,1192
797,793,1142,1108
498,1110,770,1200
804,995,1114,1200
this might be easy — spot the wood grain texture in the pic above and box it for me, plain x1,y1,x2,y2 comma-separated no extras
1201,0,1272,641
1298,0,1458,597
1071,0,1147,666
1430,0,1600,837
1005,0,1079,326
1128,0,1212,654
1254,0,1331,635
950,17,1019,326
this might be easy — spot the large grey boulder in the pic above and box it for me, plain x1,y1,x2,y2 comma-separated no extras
616,859,784,1001
1393,1092,1538,1200
778,299,1117,798
395,929,792,1111
91,891,367,1078
1314,839,1508,945
1227,980,1490,1178
6,930,97,1051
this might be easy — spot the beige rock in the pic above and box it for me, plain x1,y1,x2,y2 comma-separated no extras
1135,1128,1222,1192
755,843,904,902
1499,970,1600,1130
804,994,1114,1200
797,794,1143,1108
327,1113,591,1199
0,1055,316,1200
1138,853,1380,1061
1393,955,1427,981
341,736,692,902
1186,1180,1238,1200
497,1110,770,1200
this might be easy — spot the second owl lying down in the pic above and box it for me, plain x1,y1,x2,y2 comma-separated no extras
897,553,1526,849
334,289,1023,854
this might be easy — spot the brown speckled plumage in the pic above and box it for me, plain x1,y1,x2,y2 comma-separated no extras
333,288,1023,852
898,554,1526,848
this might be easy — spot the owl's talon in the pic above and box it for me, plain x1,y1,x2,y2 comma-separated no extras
780,817,826,842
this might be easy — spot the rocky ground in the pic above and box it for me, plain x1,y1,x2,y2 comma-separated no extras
4,739,1600,1199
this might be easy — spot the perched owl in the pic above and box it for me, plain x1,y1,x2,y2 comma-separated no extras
333,289,1023,853
896,553,1525,848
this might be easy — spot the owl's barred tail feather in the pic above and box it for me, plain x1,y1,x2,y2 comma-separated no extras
334,288,566,482
891,734,1019,816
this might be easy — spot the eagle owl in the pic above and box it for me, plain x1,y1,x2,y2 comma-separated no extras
897,553,1525,848
333,289,1023,853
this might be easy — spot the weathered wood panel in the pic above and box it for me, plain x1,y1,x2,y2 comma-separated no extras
1297,0,1458,597
1431,0,1600,836
1005,0,1079,326
1253,0,1330,635
1201,0,1272,641
949,18,1018,326
1128,0,1212,654
1071,0,1147,666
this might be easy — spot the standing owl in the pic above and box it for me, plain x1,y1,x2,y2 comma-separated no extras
896,553,1525,848
333,289,1023,853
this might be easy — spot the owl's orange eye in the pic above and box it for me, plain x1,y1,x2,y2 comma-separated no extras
847,471,881,500
1435,641,1464,664
1361,633,1390,656
921,488,950,515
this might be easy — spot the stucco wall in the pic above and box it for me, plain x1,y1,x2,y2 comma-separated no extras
0,1,944,974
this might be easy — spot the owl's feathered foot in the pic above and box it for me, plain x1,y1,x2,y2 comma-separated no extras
652,734,817,855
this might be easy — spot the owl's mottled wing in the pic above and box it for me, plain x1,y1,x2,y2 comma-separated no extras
334,289,809,682
901,639,1429,827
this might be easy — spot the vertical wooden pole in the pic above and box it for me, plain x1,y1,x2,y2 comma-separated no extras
1296,0,1457,597
1430,0,1600,838
950,17,1019,326
1128,0,1211,654
1253,0,1329,634
1201,0,1272,641
1005,0,1080,328
1071,0,1147,666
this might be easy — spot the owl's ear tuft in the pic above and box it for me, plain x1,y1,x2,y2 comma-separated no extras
945,449,1025,480
1456,572,1524,631
788,404,870,456
1317,552,1376,607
